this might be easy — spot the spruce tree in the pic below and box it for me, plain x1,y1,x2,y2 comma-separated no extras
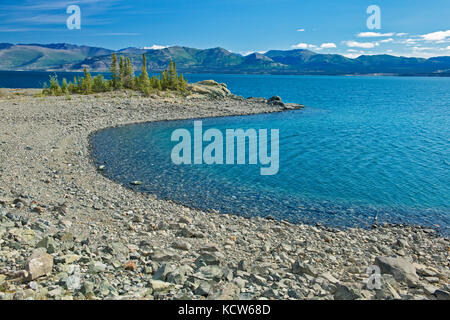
178,73,187,91
123,57,134,89
119,56,125,88
82,68,93,94
61,78,69,94
140,53,150,89
169,60,178,89
110,53,119,90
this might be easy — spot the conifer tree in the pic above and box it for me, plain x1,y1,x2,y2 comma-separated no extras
119,56,125,88
82,68,93,94
61,78,69,94
110,53,119,90
48,74,61,95
169,61,177,89
140,53,150,89
160,70,170,90
123,57,134,89
178,73,187,91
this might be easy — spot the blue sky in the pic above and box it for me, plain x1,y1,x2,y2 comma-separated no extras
0,0,449,58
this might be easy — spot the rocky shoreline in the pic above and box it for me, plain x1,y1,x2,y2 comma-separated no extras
0,85,448,300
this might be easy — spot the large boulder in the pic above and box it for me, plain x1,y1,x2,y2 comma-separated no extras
26,251,53,280
267,96,285,107
334,283,363,300
187,80,231,99
375,256,419,287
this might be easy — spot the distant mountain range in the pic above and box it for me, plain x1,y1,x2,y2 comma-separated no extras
1,43,450,76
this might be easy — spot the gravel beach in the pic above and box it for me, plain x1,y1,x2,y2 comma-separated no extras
0,87,448,300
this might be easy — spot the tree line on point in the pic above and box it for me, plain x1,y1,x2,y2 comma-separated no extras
42,53,188,96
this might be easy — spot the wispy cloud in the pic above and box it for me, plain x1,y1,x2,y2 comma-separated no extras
0,0,120,28
320,43,336,49
420,30,450,41
142,45,169,50
357,32,394,38
292,43,316,49
296,28,305,32
344,41,379,49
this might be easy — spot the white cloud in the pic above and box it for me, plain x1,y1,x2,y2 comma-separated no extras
344,41,378,49
404,38,418,45
396,33,408,37
291,43,316,49
380,38,394,43
296,28,305,32
447,46,450,50
320,42,336,49
143,45,168,50
421,30,450,41
357,32,394,38
413,46,435,51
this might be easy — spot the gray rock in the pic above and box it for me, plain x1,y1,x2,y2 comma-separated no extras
262,288,279,299
36,236,58,254
89,261,107,273
166,271,186,285
396,238,408,248
292,261,318,276
375,256,419,287
26,252,53,280
171,240,191,251
434,289,450,300
81,282,95,295
195,252,223,267
65,275,81,291
177,226,205,238
425,277,439,283
238,260,249,271
208,282,240,300
319,272,339,284
334,283,363,300
195,265,223,281
195,281,212,296
103,242,129,261
151,249,180,262
153,263,174,281
149,280,173,292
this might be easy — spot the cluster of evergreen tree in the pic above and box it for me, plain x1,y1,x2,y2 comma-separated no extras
42,53,188,96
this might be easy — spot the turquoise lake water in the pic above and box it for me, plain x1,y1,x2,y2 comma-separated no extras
88,75,448,232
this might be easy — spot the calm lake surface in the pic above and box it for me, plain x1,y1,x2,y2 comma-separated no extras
5,71,447,231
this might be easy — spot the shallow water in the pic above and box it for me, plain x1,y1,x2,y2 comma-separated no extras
90,75,450,232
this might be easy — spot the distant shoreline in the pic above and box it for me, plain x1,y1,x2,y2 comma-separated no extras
1,70,450,91
1,69,449,77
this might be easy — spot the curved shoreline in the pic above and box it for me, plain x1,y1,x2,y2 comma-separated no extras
0,89,448,300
